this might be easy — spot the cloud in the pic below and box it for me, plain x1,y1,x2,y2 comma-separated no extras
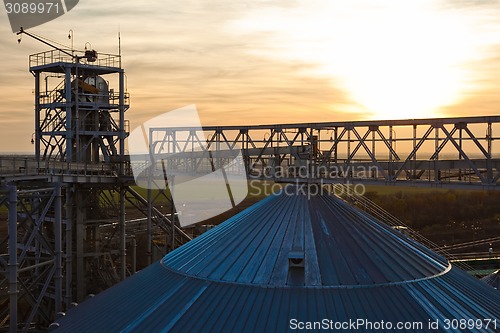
226,0,500,121
1,0,500,153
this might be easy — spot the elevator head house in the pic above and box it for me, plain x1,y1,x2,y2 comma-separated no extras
28,40,129,163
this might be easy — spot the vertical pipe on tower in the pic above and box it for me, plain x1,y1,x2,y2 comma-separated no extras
34,72,41,165
65,67,72,161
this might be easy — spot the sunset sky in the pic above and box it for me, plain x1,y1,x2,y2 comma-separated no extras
1,0,500,153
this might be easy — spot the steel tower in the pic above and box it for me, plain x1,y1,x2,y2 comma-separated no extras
32,48,128,163
0,31,191,332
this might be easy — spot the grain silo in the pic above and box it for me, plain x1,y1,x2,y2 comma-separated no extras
52,186,500,332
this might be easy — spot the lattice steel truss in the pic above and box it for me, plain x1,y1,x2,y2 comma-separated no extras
0,185,62,332
147,116,500,189
0,178,191,332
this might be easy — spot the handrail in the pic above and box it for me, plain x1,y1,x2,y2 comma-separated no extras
30,49,121,69
0,156,134,177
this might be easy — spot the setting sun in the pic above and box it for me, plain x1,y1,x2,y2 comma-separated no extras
230,0,498,120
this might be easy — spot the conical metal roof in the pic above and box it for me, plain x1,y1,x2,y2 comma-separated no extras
53,187,500,332
164,191,448,287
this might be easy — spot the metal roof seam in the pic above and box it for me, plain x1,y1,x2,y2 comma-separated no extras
238,194,297,283
320,195,431,283
252,196,298,284
332,195,449,278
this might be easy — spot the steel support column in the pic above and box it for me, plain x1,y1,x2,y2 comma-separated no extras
146,187,152,266
8,186,18,333
120,186,126,280
64,185,72,306
75,188,85,301
54,184,62,314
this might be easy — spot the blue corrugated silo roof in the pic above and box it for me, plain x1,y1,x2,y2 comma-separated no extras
53,186,500,332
